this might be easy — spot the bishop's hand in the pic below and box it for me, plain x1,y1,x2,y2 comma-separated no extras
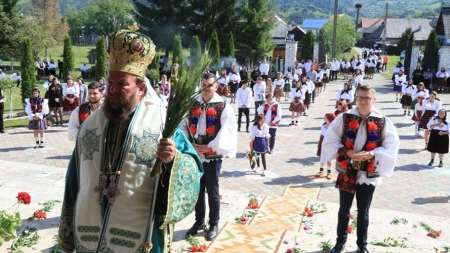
156,138,176,164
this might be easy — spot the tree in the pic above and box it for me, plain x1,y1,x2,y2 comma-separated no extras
133,0,189,57
20,37,36,106
67,0,134,38
188,0,239,57
301,30,315,61
0,1,23,58
190,36,201,64
321,16,360,57
172,35,183,66
95,36,107,80
423,29,440,70
62,35,75,78
233,0,274,63
398,27,412,52
209,30,221,70
223,32,235,59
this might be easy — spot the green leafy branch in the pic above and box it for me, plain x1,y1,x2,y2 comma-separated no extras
9,227,39,252
370,237,407,248
390,218,408,225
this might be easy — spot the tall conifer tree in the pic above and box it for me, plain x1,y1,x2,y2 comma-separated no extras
62,35,75,79
209,30,221,70
95,36,107,80
20,37,36,105
423,29,439,70
190,36,201,64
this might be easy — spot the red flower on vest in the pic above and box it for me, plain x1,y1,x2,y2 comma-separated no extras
348,120,359,129
189,126,197,134
367,122,378,131
206,108,217,116
366,142,377,151
80,112,89,121
192,108,202,115
345,140,354,150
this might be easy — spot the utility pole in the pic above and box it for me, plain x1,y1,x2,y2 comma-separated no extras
332,0,338,58
382,2,388,55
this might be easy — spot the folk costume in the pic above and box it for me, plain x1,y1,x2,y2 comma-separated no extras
289,86,305,126
57,28,203,253
217,74,229,97
317,113,336,179
321,107,399,251
411,88,429,110
401,82,416,115
257,100,282,152
250,123,270,173
158,81,170,97
412,97,425,135
419,99,441,130
253,81,266,120
63,83,80,112
273,78,284,99
183,92,237,240
336,88,354,109
427,117,449,155
25,96,49,132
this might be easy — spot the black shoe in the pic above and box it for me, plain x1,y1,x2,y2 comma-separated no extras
246,129,249,133
206,225,218,241
238,128,241,132
186,222,206,236
330,244,345,253
428,159,434,166
0,130,5,133
438,161,443,168
357,247,369,253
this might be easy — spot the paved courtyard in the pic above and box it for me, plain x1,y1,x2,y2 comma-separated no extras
1,72,449,252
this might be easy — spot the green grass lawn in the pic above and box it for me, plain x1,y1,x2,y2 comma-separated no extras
3,115,71,131
381,55,401,79
338,49,360,61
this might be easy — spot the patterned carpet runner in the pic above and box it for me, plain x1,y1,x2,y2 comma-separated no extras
205,185,320,253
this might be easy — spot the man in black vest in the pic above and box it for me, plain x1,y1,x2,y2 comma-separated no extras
183,72,237,241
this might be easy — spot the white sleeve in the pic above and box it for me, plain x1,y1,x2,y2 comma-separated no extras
250,126,256,140
25,99,33,120
246,90,252,108
207,104,237,158
62,84,68,97
257,104,264,115
68,106,81,142
336,90,341,101
320,113,345,164
263,124,271,138
75,85,80,97
401,84,406,94
371,117,400,178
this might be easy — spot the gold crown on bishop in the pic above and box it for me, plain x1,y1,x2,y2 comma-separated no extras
107,23,156,78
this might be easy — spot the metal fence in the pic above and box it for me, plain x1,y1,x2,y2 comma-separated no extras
70,35,99,46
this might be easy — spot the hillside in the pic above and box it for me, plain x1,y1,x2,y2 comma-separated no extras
57,0,448,24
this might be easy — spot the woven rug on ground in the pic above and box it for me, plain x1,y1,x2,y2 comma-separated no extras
205,222,286,253
250,195,309,232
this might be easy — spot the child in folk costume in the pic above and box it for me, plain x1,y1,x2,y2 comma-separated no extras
302,76,314,116
289,81,305,126
217,68,229,97
401,78,416,116
336,82,354,109
426,109,449,167
265,78,273,97
283,74,292,101
412,82,429,111
273,72,284,102
412,96,425,137
250,115,271,175
25,87,49,148
419,91,442,149
316,113,336,179
393,69,406,102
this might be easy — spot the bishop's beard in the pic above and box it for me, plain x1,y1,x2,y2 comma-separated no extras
103,93,137,122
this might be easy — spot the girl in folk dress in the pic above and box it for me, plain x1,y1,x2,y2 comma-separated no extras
336,82,354,109
47,77,64,126
283,74,292,101
63,75,80,116
412,96,425,137
302,76,313,116
289,82,305,126
25,88,49,148
393,70,406,102
228,67,241,104
334,101,348,116
250,115,271,175
217,69,229,97
274,72,284,102
420,91,442,149
401,79,416,116
435,67,448,93
316,113,336,179
426,109,449,167
412,82,429,112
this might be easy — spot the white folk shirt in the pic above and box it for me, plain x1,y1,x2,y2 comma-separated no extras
336,89,354,103
414,101,425,119
250,124,271,140
290,87,305,102
401,84,416,95
259,63,269,75
393,66,403,74
0,72,6,80
10,73,21,82
341,61,350,69
305,80,315,93
354,74,363,87
394,74,406,87
413,89,430,100
236,87,252,108
253,82,266,102
273,79,284,90
321,107,400,186
63,83,80,97
217,76,229,85
228,72,241,83
436,71,449,79
427,118,450,131
424,100,441,114
320,124,329,136
181,93,237,162
257,101,282,129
